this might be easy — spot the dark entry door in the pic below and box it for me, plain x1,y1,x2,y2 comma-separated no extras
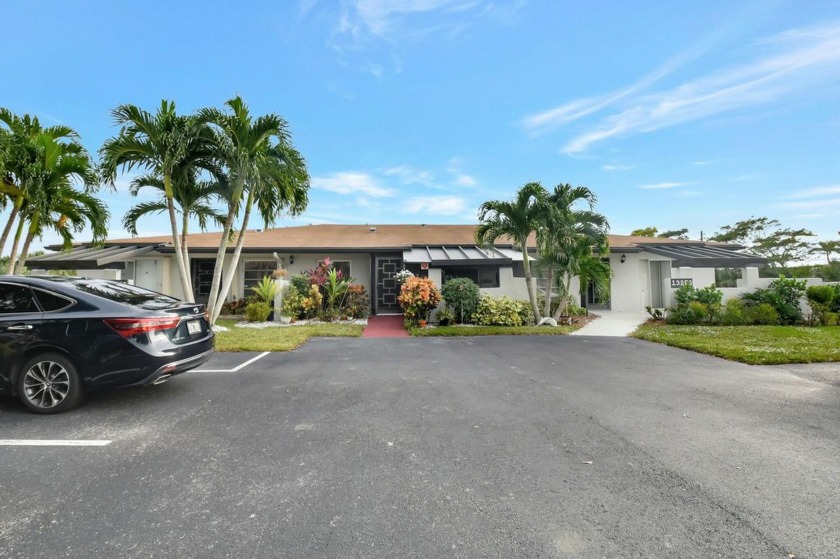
375,256,403,313
191,259,215,304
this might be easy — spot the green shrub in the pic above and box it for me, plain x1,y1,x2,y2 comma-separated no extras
720,298,747,326
290,274,310,297
516,300,535,325
745,303,778,325
473,295,524,326
806,285,835,325
667,305,700,325
441,278,481,323
221,297,249,315
669,283,722,324
742,276,805,325
245,301,272,322
281,288,306,320
343,285,370,319
250,276,278,304
436,308,455,326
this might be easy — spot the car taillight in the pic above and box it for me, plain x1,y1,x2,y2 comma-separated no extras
104,317,182,338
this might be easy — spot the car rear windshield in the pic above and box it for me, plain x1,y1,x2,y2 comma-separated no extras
74,280,180,310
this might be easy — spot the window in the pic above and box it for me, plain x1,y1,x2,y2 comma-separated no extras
0,284,39,314
244,261,277,290
319,260,352,280
442,267,500,288
33,289,74,312
715,267,742,288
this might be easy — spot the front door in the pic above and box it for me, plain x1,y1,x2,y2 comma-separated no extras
375,256,403,314
191,259,215,304
649,260,669,308
584,280,610,310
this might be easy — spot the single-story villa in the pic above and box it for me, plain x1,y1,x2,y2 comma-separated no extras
28,224,775,314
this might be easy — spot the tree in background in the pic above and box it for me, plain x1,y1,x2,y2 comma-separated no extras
658,228,689,240
476,182,545,322
200,96,309,325
752,227,815,269
630,226,689,239
709,216,779,245
810,240,840,265
630,226,657,237
710,216,816,269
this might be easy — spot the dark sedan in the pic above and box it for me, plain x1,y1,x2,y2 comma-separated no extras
0,276,214,414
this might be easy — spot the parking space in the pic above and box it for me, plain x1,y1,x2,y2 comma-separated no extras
1,337,839,558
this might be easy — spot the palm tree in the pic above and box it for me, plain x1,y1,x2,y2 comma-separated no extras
100,101,215,301
0,108,81,260
476,182,546,322
810,240,840,265
122,169,227,291
534,184,610,319
7,132,106,273
199,96,309,324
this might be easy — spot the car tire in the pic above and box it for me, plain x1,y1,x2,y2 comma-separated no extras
16,353,84,414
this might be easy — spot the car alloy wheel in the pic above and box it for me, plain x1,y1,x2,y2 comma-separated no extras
17,353,84,414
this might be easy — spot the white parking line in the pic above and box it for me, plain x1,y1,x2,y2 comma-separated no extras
0,440,112,446
194,351,270,373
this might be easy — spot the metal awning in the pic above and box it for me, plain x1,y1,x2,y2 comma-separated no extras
27,245,160,269
402,245,523,266
640,244,767,267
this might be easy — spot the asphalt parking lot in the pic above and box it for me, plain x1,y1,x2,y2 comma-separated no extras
1,336,839,558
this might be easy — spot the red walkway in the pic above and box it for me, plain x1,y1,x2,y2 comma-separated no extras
362,314,410,338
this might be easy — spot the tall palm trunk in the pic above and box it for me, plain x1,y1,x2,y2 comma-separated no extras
543,268,554,317
0,195,23,258
180,212,192,294
206,177,244,323
552,272,573,321
522,245,542,323
164,173,194,302
7,212,26,275
211,188,254,324
16,221,38,275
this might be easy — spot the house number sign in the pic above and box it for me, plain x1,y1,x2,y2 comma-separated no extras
670,278,693,288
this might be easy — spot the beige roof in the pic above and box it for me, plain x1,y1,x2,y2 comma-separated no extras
101,224,729,251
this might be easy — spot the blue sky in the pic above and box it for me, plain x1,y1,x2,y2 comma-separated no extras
3,0,840,251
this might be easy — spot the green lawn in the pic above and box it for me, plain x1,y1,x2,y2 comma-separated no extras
632,322,840,365
213,320,365,352
411,324,577,337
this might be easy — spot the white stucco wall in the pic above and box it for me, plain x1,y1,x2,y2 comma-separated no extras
609,253,646,311
480,267,530,300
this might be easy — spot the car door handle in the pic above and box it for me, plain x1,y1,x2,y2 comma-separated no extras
5,324,33,331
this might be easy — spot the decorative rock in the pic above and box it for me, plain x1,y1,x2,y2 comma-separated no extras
537,317,558,327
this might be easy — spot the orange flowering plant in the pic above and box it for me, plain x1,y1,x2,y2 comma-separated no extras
398,276,442,325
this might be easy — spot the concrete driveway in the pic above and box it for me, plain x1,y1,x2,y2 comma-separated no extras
1,336,838,558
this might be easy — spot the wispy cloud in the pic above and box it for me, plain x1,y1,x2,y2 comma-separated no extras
523,20,840,154
404,195,466,215
785,184,840,199
332,0,523,42
453,174,476,186
602,164,636,172
521,22,732,137
638,181,687,190
384,165,435,186
779,197,840,210
311,172,396,197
